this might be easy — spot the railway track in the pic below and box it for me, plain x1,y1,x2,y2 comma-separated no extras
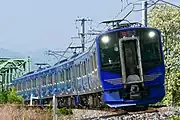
81,108,162,120
23,104,168,120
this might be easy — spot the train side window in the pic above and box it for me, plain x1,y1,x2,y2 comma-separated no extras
51,74,54,85
87,59,90,73
93,52,97,69
15,83,18,91
16,83,17,91
18,82,20,91
48,74,53,85
33,78,36,88
63,70,66,83
24,81,27,90
30,79,32,89
80,62,82,76
37,77,40,86
22,81,24,91
27,80,29,90
65,69,68,81
84,61,87,75
21,82,23,91
76,65,79,78
26,80,28,89
74,65,77,79
42,75,46,86
70,67,73,81
57,72,59,84
27,79,31,90
18,82,21,91
54,72,58,84
79,64,81,77
69,68,71,80
91,56,94,72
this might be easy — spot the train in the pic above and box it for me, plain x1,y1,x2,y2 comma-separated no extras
11,21,165,108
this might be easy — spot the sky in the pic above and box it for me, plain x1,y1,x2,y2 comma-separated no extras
0,0,179,54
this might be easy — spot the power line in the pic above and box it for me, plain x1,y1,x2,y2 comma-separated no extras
160,0,180,8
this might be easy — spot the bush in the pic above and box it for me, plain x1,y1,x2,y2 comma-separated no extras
0,87,23,104
169,115,180,120
56,107,73,115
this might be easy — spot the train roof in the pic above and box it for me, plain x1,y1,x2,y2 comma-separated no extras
13,44,96,82
96,26,161,39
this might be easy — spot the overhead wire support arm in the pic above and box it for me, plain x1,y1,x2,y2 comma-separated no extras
75,18,92,52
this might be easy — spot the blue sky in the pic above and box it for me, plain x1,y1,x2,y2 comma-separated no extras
0,0,179,54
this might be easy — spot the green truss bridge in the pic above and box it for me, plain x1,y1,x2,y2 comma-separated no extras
0,57,31,91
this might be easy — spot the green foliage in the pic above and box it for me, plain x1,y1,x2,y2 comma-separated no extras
148,5,180,106
0,87,23,104
56,107,73,116
169,115,180,120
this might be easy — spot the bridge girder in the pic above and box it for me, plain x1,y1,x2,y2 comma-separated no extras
0,58,31,91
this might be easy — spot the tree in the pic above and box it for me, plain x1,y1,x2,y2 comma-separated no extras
148,5,180,106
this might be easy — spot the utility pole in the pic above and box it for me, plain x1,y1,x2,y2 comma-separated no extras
142,1,148,27
76,18,92,52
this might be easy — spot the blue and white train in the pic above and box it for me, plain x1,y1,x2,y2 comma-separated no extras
11,21,165,108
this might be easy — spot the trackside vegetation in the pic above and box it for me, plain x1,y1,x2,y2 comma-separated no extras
0,87,23,104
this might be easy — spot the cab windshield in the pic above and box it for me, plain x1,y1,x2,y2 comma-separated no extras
98,28,162,73
99,32,121,72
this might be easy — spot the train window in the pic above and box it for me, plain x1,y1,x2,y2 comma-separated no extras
99,32,120,68
28,81,30,89
139,29,162,72
57,72,60,83
94,53,97,69
91,56,94,71
52,73,55,84
48,74,53,85
42,75,46,86
17,83,19,91
87,59,90,73
77,65,79,77
74,65,77,78
66,69,69,80
63,70,65,82
26,81,28,89
22,81,25,90
79,64,81,77
33,78,36,88
68,68,71,80
27,80,29,89
99,32,122,73
54,72,58,84
70,67,73,80
24,81,27,90
18,83,20,91
139,29,161,62
80,63,83,76
83,61,86,75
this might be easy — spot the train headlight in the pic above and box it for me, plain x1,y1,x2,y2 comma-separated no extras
101,36,110,44
149,31,155,38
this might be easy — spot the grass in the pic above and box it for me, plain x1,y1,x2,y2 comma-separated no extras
0,104,53,120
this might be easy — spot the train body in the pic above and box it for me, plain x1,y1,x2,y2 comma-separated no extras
11,23,165,107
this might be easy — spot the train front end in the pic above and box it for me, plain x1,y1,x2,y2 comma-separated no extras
96,27,165,107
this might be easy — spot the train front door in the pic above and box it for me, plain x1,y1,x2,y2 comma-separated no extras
119,37,144,84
